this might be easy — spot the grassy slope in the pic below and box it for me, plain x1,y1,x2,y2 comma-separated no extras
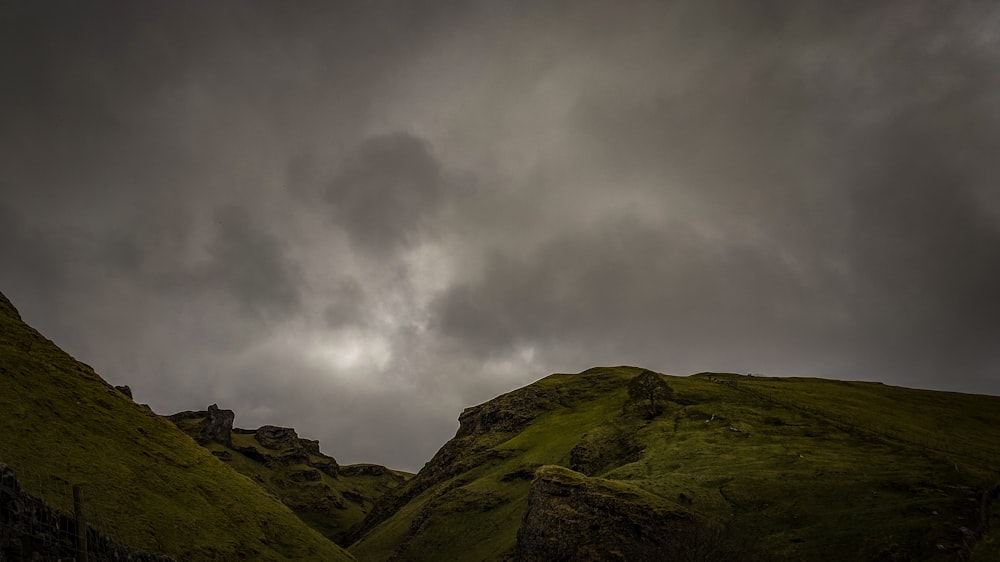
351,366,1000,561
186,424,410,544
0,291,352,561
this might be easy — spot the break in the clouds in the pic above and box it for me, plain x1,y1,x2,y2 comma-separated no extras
2,0,999,471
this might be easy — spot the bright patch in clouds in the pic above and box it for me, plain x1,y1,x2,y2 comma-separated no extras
307,331,393,373
482,345,539,382
404,243,456,312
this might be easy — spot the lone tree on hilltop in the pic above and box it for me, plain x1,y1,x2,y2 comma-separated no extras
628,370,673,419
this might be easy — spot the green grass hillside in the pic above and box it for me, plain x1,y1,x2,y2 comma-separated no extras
168,407,410,545
0,291,353,561
350,366,1000,561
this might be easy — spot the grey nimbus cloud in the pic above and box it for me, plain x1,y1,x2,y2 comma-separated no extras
324,133,452,256
431,215,824,358
322,277,370,329
199,206,304,320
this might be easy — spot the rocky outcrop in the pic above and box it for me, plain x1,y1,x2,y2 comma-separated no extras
456,386,558,438
231,425,339,475
115,385,133,399
167,404,234,447
254,425,299,450
568,426,645,476
167,407,344,475
514,465,736,562
340,464,395,477
243,426,308,466
204,404,234,446
347,384,564,545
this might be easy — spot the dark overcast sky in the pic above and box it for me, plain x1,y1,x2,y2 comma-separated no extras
2,0,999,471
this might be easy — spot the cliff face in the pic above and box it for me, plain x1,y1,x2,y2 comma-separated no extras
513,465,742,562
168,404,235,447
455,385,560,438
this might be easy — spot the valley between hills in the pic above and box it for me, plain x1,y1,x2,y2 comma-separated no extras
2,288,999,561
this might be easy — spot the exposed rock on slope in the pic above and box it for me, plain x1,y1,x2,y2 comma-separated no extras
168,406,408,545
514,465,706,562
568,426,644,477
169,403,235,447
345,382,564,547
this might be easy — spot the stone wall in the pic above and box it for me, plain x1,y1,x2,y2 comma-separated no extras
0,463,175,562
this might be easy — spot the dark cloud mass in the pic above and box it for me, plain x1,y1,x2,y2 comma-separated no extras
325,133,450,255
201,206,302,319
2,0,999,471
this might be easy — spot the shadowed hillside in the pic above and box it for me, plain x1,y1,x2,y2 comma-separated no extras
168,405,410,545
349,367,1000,561
0,291,353,561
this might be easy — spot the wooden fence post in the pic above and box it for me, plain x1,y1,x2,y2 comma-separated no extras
73,484,88,562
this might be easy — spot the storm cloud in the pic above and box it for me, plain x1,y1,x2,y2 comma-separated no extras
324,133,451,255
2,0,999,471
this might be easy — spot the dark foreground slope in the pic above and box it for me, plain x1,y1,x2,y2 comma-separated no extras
0,291,352,561
349,366,1000,561
169,405,410,545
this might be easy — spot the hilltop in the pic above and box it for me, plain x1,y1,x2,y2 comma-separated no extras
349,367,1000,561
0,291,352,560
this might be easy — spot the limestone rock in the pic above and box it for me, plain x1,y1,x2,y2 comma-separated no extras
204,404,234,446
340,464,391,477
568,426,645,476
211,450,232,461
255,425,300,449
167,404,234,447
456,386,557,438
312,459,339,477
250,426,338,473
288,469,322,483
300,438,322,456
513,466,720,562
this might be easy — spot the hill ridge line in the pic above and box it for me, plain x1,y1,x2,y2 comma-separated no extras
707,376,1000,470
